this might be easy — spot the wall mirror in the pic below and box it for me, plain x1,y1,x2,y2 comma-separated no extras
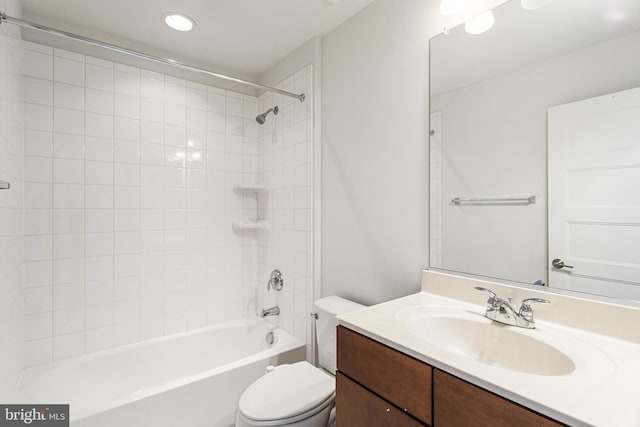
429,0,640,302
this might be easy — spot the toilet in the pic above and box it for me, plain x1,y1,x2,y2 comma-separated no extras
235,296,365,427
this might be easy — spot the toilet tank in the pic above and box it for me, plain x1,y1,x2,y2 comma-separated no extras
314,296,365,374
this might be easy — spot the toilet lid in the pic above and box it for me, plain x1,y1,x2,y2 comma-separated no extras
238,361,335,421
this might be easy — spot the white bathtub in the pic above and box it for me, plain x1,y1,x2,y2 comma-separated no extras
14,318,306,427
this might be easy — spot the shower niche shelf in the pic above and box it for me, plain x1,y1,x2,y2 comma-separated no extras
233,184,268,194
232,220,269,231
232,183,269,232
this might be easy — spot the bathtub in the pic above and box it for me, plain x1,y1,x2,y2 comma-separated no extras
14,318,306,427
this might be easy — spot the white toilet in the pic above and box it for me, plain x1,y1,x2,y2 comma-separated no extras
235,296,364,427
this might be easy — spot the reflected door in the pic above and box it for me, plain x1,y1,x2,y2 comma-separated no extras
548,86,640,300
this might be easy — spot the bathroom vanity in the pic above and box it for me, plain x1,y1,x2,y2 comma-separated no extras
336,326,561,426
336,271,640,426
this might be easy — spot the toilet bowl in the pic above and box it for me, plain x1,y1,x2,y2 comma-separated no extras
235,296,364,427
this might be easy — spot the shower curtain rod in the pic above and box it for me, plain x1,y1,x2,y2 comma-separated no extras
0,12,306,102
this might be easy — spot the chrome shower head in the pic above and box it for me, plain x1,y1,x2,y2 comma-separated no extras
256,106,279,125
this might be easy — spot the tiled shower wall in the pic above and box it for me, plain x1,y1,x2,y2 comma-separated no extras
0,0,23,400
23,41,260,366
257,66,314,357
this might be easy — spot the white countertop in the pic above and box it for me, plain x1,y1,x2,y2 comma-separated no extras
337,272,640,427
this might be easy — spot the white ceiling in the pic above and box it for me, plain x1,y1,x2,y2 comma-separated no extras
20,0,373,79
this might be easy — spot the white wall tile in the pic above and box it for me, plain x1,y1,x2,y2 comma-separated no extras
115,93,141,119
85,137,113,162
115,186,139,209
115,118,140,141
85,185,114,209
25,156,52,183
23,42,283,366
25,77,53,105
86,161,114,185
25,130,53,157
25,104,53,131
53,283,84,310
86,113,114,139
53,234,84,259
54,57,85,86
24,50,53,80
54,210,84,234
86,64,114,92
54,259,84,285
86,56,113,68
86,233,114,257
115,70,140,96
53,332,84,360
54,82,84,110
25,287,53,314
25,339,53,368
141,98,164,122
25,312,52,341
54,108,84,135
53,133,84,160
114,163,140,186
86,89,114,115
85,327,114,353
25,209,52,236
53,159,84,184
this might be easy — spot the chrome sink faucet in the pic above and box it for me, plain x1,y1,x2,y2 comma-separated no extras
475,287,550,329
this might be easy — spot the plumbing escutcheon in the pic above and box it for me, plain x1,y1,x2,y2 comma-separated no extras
268,269,284,292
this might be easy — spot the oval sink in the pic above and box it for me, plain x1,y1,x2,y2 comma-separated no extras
398,308,575,376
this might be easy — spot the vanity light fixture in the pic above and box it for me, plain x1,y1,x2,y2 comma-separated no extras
163,13,196,32
440,0,467,16
465,10,495,35
521,0,553,10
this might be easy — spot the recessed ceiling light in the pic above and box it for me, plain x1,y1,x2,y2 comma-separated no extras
163,13,196,32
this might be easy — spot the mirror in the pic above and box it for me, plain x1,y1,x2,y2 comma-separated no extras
429,0,640,302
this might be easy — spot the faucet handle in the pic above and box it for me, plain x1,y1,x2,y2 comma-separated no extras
474,287,498,306
520,298,551,308
474,287,496,298
519,298,550,321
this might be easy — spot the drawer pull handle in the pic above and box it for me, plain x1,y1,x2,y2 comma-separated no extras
386,409,390,413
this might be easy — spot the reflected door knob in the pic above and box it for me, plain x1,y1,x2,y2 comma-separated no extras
552,258,574,269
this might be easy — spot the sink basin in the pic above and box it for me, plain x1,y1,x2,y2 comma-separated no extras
397,306,575,376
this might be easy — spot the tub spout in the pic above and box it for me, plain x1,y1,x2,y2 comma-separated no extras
260,306,280,317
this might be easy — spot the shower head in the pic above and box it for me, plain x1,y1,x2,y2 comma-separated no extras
256,106,279,125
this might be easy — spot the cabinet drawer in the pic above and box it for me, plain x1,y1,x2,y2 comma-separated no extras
434,370,565,427
337,326,432,425
336,372,426,427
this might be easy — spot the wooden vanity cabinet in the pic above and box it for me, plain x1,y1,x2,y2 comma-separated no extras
336,326,565,427
337,326,432,425
433,370,563,427
336,372,425,427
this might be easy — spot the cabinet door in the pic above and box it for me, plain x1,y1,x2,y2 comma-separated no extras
434,370,565,427
336,372,426,427
337,326,432,424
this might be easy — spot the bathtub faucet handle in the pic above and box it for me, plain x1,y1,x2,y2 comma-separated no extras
267,269,284,292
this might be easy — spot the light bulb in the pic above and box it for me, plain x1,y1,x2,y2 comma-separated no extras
465,10,495,35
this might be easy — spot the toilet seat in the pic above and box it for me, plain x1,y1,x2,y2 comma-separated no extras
237,361,335,425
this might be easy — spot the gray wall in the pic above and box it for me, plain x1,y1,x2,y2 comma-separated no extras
320,0,506,305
